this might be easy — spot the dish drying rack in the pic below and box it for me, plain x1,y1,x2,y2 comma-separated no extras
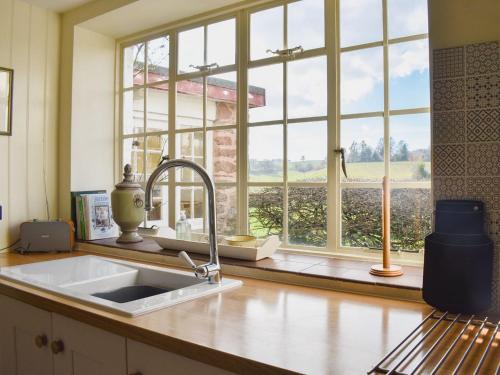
368,310,500,375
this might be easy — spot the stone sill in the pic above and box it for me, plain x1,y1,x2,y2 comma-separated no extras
76,238,424,301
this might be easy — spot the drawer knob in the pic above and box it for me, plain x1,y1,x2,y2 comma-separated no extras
51,339,64,354
34,334,48,348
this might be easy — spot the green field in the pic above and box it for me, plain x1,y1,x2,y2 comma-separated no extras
249,161,431,183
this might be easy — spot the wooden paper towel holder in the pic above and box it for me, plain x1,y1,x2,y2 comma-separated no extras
370,176,403,277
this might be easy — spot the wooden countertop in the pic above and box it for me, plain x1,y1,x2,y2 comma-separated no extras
0,251,431,374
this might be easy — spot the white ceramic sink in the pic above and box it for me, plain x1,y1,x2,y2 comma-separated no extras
0,255,242,316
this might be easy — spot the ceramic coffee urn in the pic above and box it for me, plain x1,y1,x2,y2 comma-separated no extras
111,164,145,243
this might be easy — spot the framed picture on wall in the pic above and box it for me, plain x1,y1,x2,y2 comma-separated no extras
0,67,13,136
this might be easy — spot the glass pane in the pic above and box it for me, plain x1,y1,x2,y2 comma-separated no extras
341,188,382,248
249,186,283,239
123,137,144,182
341,117,384,182
215,185,237,235
176,186,204,233
289,187,327,247
207,72,237,127
388,0,428,39
175,131,204,182
176,79,204,130
250,6,284,61
341,47,383,114
249,125,283,182
178,26,204,74
389,40,430,110
248,63,283,122
340,0,382,47
206,128,237,183
146,86,168,132
390,113,431,182
288,56,327,118
146,134,168,178
391,188,431,251
123,89,144,135
147,36,169,83
207,19,235,67
123,43,144,88
147,185,169,226
288,121,327,182
288,0,324,51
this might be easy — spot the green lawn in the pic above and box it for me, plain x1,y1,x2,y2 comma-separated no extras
249,161,431,183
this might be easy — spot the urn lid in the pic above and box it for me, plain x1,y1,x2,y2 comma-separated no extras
115,164,142,189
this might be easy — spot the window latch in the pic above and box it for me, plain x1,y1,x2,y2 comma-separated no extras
189,63,219,72
157,154,170,167
334,148,348,179
266,46,304,58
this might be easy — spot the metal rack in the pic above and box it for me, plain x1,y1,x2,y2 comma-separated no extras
368,310,500,375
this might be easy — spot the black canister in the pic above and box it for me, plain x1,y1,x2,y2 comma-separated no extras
434,200,484,235
423,200,493,313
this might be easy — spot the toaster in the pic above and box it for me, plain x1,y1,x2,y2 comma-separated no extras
19,220,75,253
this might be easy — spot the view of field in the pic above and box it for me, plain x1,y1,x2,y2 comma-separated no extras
250,160,431,182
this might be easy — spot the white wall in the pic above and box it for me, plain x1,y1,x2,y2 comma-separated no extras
71,26,116,193
0,0,60,247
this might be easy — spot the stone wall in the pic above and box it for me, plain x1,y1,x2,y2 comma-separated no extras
432,40,500,312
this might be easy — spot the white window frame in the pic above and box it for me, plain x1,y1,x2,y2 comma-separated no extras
117,0,430,264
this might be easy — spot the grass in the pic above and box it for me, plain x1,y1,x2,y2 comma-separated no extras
249,161,431,183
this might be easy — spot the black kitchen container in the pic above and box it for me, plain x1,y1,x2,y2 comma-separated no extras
423,200,493,313
434,200,485,235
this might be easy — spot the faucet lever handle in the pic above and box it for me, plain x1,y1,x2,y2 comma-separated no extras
178,251,197,270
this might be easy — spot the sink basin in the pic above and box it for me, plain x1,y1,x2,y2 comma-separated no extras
0,255,242,316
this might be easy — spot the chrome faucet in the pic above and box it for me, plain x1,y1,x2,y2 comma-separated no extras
145,159,221,284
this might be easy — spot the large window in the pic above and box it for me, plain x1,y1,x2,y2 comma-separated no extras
120,0,430,257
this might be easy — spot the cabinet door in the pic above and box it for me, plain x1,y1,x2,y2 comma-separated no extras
127,339,234,375
52,313,126,375
0,295,53,375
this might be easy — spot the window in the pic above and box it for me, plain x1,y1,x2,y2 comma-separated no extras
339,0,431,252
119,0,430,258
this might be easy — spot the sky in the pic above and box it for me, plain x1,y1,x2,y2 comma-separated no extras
128,0,430,163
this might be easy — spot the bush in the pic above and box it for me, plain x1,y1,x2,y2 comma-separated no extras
249,187,432,252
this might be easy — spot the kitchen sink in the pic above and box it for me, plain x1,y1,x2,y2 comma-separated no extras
0,255,242,316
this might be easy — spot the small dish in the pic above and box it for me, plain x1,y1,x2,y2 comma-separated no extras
224,235,257,247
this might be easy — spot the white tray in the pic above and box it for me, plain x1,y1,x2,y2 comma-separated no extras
150,233,281,261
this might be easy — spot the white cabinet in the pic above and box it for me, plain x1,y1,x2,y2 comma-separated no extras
0,295,53,375
0,296,125,375
127,339,234,375
52,314,126,375
0,295,232,375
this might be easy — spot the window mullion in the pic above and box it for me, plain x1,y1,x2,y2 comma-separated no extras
168,32,177,230
382,0,390,180
143,42,149,227
282,3,289,248
238,10,249,234
327,0,338,252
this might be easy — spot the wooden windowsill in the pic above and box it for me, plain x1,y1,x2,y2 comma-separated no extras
77,238,423,293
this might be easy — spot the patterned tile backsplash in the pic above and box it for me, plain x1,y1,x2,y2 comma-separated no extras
432,39,500,313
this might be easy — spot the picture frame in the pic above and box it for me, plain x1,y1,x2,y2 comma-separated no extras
0,67,14,136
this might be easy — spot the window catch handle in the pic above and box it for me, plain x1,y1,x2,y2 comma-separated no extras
189,63,219,72
266,45,304,58
334,148,348,178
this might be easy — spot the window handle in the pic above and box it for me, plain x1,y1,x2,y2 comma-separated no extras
334,148,348,178
189,63,219,72
266,45,304,58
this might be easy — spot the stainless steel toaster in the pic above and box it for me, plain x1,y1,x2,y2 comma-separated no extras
19,220,75,253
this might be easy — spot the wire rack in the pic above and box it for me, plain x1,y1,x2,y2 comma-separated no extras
368,310,500,375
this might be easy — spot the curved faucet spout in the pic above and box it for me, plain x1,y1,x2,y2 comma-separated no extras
145,159,221,283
